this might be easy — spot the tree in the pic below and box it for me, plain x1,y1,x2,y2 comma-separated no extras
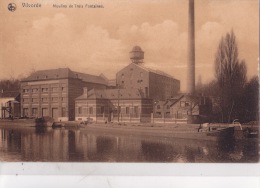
243,76,259,122
0,79,21,92
214,30,247,123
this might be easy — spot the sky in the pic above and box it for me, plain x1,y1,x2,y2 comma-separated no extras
0,0,259,91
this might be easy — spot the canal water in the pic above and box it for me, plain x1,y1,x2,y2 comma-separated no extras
0,126,258,162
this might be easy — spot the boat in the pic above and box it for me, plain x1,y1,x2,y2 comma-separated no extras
230,120,259,140
242,127,259,138
52,121,64,128
35,116,54,127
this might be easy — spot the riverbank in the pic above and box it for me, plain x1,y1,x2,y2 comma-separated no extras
0,119,232,141
0,119,258,141
84,123,217,141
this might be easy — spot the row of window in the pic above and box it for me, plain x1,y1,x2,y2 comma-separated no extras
77,106,139,115
121,72,143,79
121,79,144,85
23,87,66,93
155,102,190,110
23,107,67,117
22,97,67,103
78,107,94,115
34,74,62,79
156,105,170,110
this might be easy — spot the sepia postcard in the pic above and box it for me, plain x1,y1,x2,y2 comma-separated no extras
0,0,259,175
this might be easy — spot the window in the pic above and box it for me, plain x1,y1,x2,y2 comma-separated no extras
52,87,58,92
42,108,48,117
52,97,58,102
32,88,38,93
32,98,38,103
42,98,48,103
157,105,160,109
78,107,82,115
180,101,190,107
61,87,65,92
32,108,38,117
101,106,105,114
126,107,130,114
62,107,66,117
42,88,48,92
166,105,170,109
89,107,93,115
83,107,87,115
145,87,148,97
133,106,139,117
23,89,29,93
23,108,29,117
23,98,29,103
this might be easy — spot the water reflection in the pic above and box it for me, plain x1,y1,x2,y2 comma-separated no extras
0,127,258,162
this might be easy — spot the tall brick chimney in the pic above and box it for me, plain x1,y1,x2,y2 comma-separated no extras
187,0,195,94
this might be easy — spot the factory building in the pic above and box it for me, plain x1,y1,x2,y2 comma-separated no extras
19,46,180,123
75,88,153,123
20,68,108,121
116,46,180,101
74,46,180,123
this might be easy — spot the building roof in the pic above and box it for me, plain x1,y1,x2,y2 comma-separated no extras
138,64,177,80
76,88,146,100
130,46,144,52
120,63,178,81
0,91,20,98
21,68,107,85
169,94,200,107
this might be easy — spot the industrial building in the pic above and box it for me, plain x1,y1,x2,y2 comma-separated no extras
19,42,210,124
75,88,153,123
74,46,180,123
116,46,180,101
20,68,108,121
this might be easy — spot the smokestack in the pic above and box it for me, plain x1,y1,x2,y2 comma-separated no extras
187,0,195,94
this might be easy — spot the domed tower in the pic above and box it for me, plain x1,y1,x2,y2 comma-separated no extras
130,46,144,64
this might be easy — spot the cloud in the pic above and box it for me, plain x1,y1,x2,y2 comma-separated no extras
1,0,258,92
13,14,125,79
117,20,187,67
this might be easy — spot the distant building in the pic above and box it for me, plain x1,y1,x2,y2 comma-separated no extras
20,68,108,121
0,91,20,118
75,87,153,123
153,99,176,118
116,46,180,101
170,95,212,123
